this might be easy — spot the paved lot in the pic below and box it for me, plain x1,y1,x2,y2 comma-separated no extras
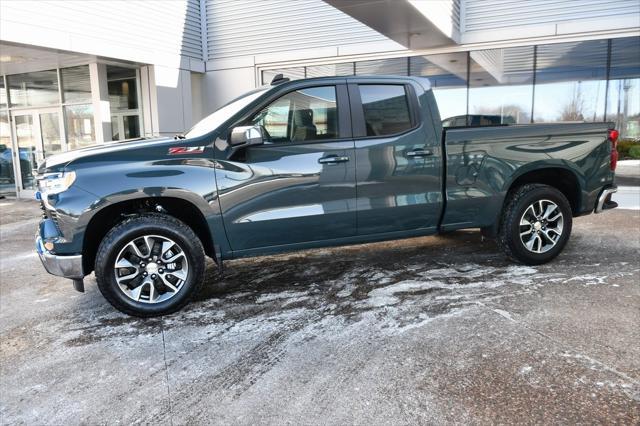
1,197,639,425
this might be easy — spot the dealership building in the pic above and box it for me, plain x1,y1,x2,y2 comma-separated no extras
1,0,639,197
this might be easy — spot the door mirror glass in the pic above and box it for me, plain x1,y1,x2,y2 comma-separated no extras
230,125,264,147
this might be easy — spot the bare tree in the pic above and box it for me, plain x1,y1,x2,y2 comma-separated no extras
560,83,585,121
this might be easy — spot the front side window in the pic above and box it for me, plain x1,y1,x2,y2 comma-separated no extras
251,86,338,143
358,85,412,137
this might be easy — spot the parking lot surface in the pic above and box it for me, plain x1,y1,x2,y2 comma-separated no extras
1,198,639,425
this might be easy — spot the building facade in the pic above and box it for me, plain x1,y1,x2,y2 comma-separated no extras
1,0,639,197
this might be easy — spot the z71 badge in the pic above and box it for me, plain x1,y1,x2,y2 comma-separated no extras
168,146,205,155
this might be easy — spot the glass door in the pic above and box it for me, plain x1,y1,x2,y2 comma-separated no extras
11,108,63,197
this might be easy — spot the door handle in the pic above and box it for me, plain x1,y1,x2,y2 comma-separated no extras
406,149,433,158
318,155,350,164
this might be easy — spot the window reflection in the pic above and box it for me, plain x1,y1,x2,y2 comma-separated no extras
0,112,15,194
262,68,305,85
7,70,59,107
65,104,95,150
607,37,640,140
0,78,6,108
306,63,353,78
534,40,607,122
356,58,408,76
107,66,141,141
61,65,91,103
468,46,534,124
410,52,468,124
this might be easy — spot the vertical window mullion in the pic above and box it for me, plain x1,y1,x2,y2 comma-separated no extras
604,39,612,122
531,45,537,124
465,51,470,126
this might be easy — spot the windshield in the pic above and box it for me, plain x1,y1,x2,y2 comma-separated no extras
185,88,268,138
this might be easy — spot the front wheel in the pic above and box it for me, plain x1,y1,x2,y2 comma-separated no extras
95,214,205,317
498,184,573,265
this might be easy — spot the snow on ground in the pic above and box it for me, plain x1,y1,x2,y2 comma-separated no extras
613,186,640,210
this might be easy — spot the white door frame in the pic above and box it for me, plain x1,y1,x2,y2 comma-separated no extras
10,107,64,198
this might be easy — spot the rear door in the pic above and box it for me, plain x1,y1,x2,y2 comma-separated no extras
348,80,442,235
215,82,357,251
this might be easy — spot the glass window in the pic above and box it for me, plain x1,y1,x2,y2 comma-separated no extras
261,68,305,85
107,66,141,141
123,115,140,140
7,70,59,107
14,114,38,190
39,112,62,156
251,86,338,143
0,78,6,109
0,111,15,194
356,58,408,76
358,85,412,136
410,52,468,125
534,40,608,123
607,37,640,140
61,65,91,103
468,46,534,125
108,76,138,110
306,63,354,78
107,66,136,80
65,104,95,150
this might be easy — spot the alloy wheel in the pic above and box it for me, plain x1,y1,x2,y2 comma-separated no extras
114,234,189,304
519,199,564,254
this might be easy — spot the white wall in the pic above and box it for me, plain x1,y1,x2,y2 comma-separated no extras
202,67,257,113
0,0,203,70
205,0,404,67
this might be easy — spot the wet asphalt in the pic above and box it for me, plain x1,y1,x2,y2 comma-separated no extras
0,199,638,425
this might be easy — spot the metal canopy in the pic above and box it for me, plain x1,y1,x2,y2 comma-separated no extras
325,0,457,49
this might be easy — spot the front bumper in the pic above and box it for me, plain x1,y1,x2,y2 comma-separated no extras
595,186,618,213
36,219,84,280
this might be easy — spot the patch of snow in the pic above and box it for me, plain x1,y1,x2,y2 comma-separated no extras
520,365,533,375
256,290,309,303
564,275,608,285
336,283,355,298
493,309,516,322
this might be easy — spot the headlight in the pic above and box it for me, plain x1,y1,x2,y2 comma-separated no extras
39,171,76,195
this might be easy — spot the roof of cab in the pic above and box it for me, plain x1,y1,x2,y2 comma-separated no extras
269,75,431,91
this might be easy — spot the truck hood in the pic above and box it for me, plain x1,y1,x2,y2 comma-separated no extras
37,137,175,173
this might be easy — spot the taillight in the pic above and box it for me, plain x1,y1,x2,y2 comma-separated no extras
609,129,619,171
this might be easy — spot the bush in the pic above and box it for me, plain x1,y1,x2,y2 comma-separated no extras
629,144,640,159
617,138,640,159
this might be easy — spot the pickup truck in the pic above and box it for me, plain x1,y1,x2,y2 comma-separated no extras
35,75,619,317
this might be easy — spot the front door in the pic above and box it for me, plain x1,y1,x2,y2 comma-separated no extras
11,109,63,197
215,83,357,252
348,82,442,235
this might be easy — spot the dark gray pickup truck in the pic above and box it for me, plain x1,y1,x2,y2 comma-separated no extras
35,75,619,316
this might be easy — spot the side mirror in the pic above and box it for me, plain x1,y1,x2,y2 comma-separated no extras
230,125,264,147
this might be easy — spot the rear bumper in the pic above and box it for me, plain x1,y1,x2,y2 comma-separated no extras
595,186,618,213
35,219,84,280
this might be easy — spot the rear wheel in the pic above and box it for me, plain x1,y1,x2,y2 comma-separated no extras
498,184,572,265
95,214,205,317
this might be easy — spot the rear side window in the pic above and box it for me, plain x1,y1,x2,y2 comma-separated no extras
358,85,412,137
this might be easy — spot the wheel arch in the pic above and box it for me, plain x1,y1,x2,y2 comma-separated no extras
482,165,582,238
505,166,582,215
82,196,216,274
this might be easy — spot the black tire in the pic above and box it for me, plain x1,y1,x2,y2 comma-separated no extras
497,184,573,265
95,214,205,317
